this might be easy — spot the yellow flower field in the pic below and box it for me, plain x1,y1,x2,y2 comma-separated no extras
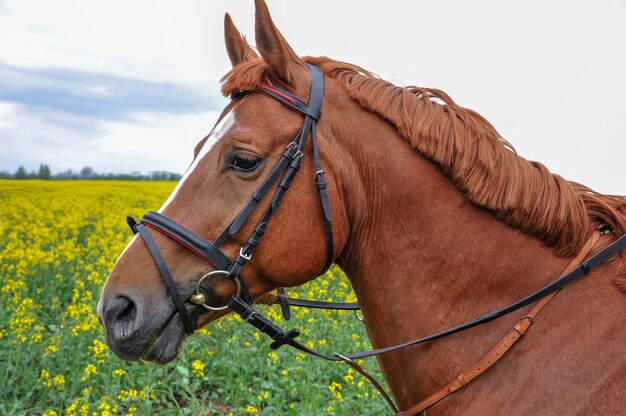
0,180,387,415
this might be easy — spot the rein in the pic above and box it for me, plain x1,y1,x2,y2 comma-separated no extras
125,64,626,414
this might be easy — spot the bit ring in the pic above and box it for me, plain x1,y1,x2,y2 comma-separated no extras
191,270,242,311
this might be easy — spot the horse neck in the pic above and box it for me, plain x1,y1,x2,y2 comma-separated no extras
328,110,571,408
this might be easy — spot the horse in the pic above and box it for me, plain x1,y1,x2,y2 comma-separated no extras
97,1,626,414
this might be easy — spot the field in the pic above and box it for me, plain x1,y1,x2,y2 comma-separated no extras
0,180,389,415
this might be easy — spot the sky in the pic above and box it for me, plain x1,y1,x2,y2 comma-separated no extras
0,0,624,193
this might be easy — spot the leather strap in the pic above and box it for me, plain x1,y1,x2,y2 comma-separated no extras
398,231,602,416
135,223,195,335
312,122,334,276
336,354,399,413
255,292,360,311
214,142,298,247
340,232,626,361
142,211,232,271
233,231,626,364
257,85,321,121
285,297,359,310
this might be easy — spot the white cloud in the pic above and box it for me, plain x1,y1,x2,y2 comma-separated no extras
95,110,222,174
0,0,239,86
0,104,221,175
0,102,17,128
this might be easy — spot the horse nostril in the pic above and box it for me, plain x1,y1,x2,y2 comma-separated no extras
104,295,141,340
117,297,137,324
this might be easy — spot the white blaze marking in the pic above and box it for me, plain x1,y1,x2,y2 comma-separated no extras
159,109,236,211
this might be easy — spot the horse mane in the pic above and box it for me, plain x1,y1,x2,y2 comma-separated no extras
221,56,626,259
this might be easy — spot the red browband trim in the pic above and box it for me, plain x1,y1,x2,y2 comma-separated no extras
258,85,298,104
144,223,207,262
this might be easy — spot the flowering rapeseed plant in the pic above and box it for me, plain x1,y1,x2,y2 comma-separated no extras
0,180,388,414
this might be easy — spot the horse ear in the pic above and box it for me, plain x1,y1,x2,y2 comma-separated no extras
224,13,259,67
254,0,303,84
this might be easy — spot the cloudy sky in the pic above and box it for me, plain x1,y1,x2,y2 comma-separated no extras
0,0,624,193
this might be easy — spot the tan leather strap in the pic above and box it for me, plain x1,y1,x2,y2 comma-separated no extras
336,354,399,413
398,231,601,416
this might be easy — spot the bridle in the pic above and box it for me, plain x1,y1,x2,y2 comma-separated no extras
127,63,333,335
125,64,626,414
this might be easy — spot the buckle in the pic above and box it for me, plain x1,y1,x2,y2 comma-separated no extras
239,247,252,261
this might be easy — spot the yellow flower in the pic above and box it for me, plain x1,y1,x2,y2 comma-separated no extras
81,364,98,381
65,398,89,416
266,351,278,364
245,405,259,413
96,396,117,416
191,359,205,377
44,344,58,356
40,373,65,391
118,389,139,402
89,338,108,363
328,381,344,401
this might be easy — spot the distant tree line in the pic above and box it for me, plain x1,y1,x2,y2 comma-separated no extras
0,164,181,181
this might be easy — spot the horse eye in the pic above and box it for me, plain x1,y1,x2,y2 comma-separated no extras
228,152,261,172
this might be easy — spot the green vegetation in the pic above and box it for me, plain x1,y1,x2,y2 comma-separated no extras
2,165,181,181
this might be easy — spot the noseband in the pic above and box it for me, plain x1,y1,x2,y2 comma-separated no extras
127,64,333,335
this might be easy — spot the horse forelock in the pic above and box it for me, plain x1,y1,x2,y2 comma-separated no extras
220,56,626,262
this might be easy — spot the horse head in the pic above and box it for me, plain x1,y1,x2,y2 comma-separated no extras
97,0,351,364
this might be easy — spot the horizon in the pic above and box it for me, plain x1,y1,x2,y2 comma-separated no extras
2,163,183,177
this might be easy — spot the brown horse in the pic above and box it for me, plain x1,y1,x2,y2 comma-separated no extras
98,1,626,414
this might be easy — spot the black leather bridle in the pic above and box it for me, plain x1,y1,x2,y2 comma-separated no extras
127,64,333,336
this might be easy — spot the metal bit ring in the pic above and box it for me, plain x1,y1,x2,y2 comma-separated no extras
190,270,241,311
